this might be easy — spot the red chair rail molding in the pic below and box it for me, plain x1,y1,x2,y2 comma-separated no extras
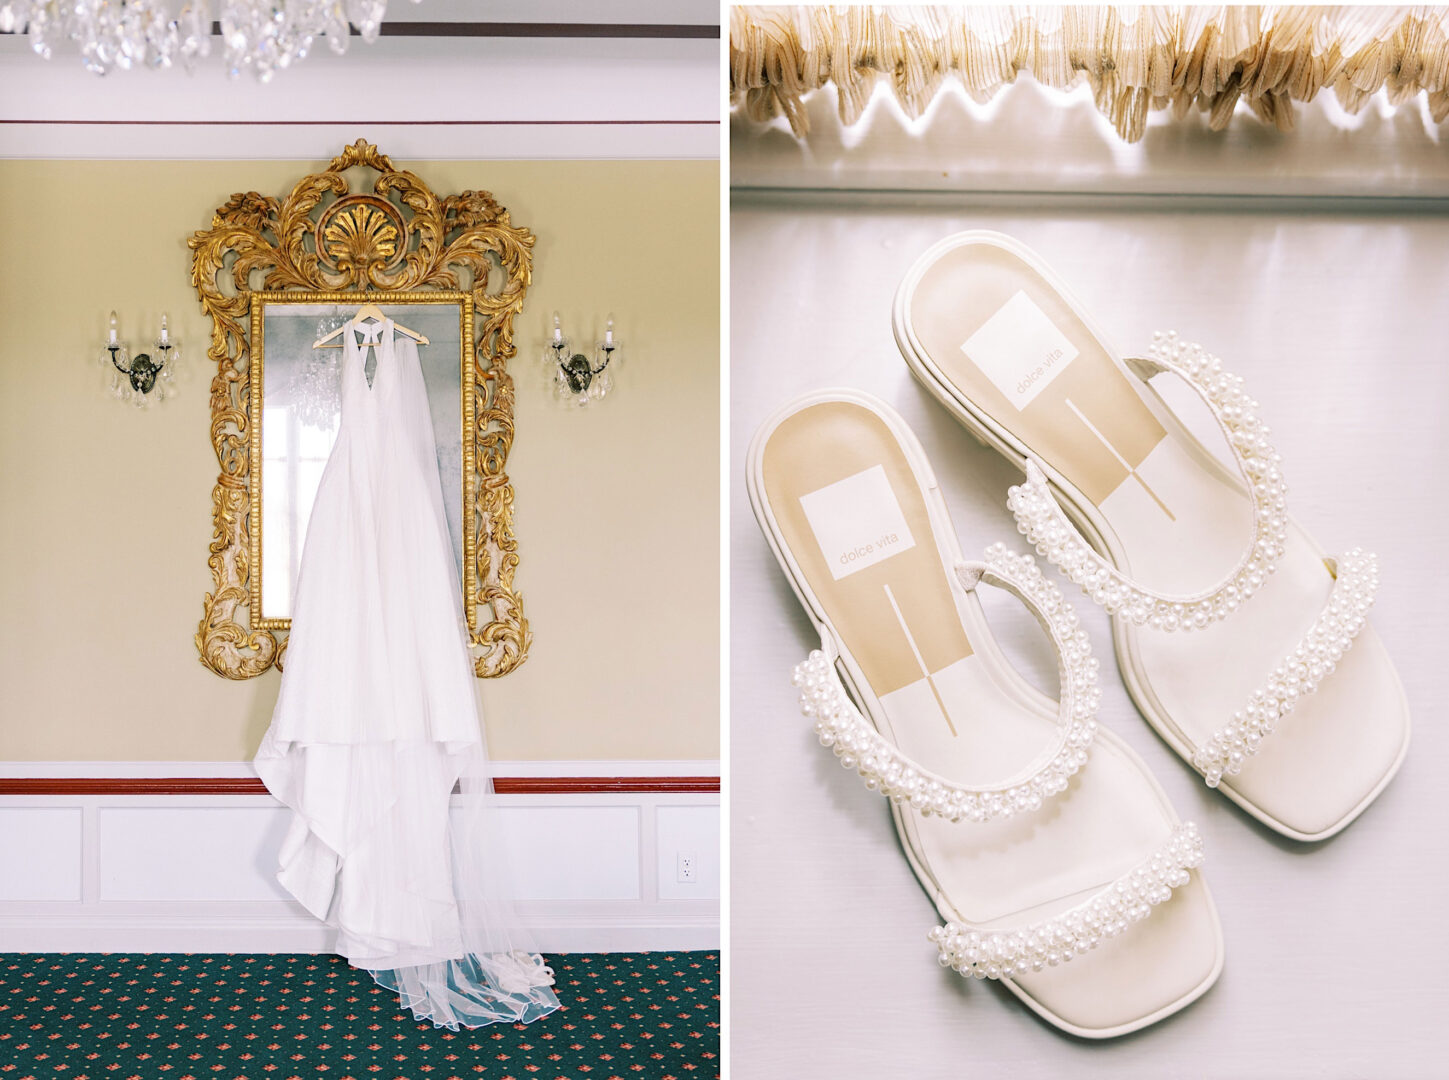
0,775,720,796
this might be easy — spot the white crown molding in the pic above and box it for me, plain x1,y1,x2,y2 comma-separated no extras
0,121,720,161
0,36,721,160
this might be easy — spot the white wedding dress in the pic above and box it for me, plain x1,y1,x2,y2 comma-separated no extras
254,319,559,1029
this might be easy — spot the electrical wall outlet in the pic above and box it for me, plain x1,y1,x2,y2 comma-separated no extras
676,853,697,883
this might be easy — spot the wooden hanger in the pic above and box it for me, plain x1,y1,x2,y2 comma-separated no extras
312,303,430,349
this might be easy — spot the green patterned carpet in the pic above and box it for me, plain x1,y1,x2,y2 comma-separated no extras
0,952,718,1079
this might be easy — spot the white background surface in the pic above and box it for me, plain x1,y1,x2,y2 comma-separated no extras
731,78,1449,198
729,197,1449,1078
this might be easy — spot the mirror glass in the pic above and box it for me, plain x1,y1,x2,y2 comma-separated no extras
256,299,467,621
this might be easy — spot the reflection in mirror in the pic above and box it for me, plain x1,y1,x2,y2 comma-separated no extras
257,300,467,622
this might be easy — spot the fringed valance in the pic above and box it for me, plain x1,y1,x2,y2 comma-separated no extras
729,6,1449,142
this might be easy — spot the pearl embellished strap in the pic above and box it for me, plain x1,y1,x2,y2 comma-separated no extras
1006,332,1289,631
791,543,1100,824
929,823,1205,981
1193,549,1379,787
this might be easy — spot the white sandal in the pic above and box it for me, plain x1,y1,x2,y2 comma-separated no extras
893,231,1410,841
747,388,1222,1038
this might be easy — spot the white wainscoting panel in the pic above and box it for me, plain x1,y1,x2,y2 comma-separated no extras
0,762,719,953
97,806,295,903
654,804,721,902
0,807,84,903
497,805,641,902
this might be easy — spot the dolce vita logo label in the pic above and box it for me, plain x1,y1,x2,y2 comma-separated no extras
1015,345,1066,396
799,464,917,581
961,290,1080,410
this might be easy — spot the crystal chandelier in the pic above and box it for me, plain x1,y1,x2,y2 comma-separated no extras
0,0,416,80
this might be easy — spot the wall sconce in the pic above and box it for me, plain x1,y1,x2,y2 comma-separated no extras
101,311,179,407
545,312,622,407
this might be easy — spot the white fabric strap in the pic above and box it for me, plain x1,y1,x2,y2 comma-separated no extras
1006,332,1289,632
792,543,1099,824
930,823,1206,981
1193,549,1380,787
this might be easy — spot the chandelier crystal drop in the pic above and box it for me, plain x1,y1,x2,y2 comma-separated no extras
0,0,416,80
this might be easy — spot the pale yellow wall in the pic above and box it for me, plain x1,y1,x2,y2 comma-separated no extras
0,159,719,762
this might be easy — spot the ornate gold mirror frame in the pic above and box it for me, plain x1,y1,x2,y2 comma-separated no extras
190,140,534,680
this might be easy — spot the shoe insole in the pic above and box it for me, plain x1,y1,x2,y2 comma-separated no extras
905,238,1409,838
908,240,1255,598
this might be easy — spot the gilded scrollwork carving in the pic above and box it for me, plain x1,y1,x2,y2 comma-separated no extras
190,139,535,680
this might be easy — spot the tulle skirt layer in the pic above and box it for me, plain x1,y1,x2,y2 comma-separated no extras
356,754,562,1029
256,739,561,1029
367,951,559,1029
